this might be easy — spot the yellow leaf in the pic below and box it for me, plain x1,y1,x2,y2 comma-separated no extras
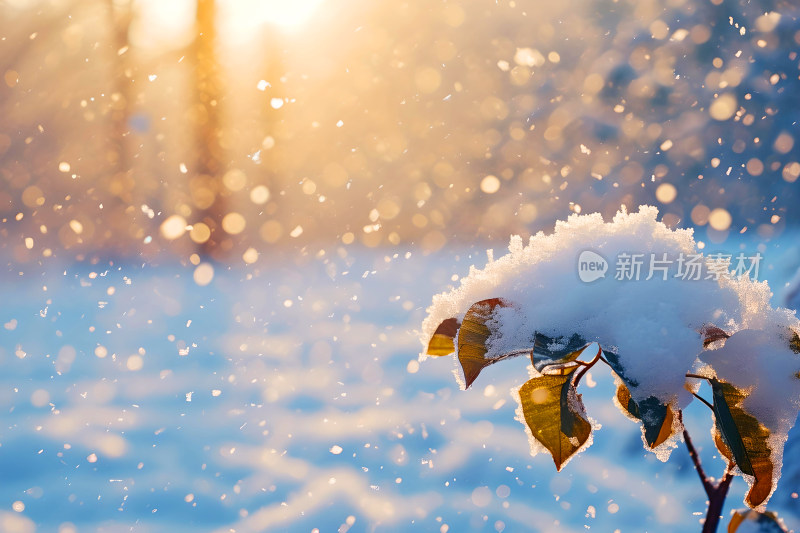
426,317,459,356
518,366,592,471
728,509,789,532
457,298,509,388
728,511,744,532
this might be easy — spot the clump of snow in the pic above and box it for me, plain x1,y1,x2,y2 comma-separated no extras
424,206,726,403
420,206,800,472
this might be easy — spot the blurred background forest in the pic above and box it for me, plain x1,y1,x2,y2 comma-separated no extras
1,0,799,266
2,1,800,532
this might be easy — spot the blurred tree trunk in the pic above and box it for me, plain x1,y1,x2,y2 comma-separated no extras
194,0,227,256
106,0,132,187
103,0,143,253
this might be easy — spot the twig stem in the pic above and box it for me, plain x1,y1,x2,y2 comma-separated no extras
680,412,734,533
573,346,602,387
691,392,714,411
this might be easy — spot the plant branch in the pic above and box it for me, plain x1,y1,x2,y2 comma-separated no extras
680,412,735,533
573,346,602,387
702,469,734,533
683,424,712,497
691,392,714,411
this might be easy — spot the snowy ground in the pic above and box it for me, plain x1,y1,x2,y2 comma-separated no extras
1,232,799,532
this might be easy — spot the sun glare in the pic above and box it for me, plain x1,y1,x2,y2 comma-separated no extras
131,0,196,50
225,0,325,34
133,0,326,51
256,0,324,28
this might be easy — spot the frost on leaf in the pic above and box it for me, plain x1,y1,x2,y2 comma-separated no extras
517,365,591,471
614,382,676,449
456,298,509,388
531,332,588,373
710,379,775,508
727,509,789,533
425,317,459,357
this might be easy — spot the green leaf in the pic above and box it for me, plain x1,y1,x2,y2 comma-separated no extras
603,350,639,387
531,332,588,373
425,317,459,356
518,365,592,471
604,349,677,449
710,379,775,507
456,298,509,388
728,509,789,533
614,383,675,448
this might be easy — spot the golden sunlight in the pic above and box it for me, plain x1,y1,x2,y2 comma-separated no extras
132,0,326,50
223,0,325,37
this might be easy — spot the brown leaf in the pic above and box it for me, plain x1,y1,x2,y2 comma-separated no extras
701,324,730,348
457,298,509,388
